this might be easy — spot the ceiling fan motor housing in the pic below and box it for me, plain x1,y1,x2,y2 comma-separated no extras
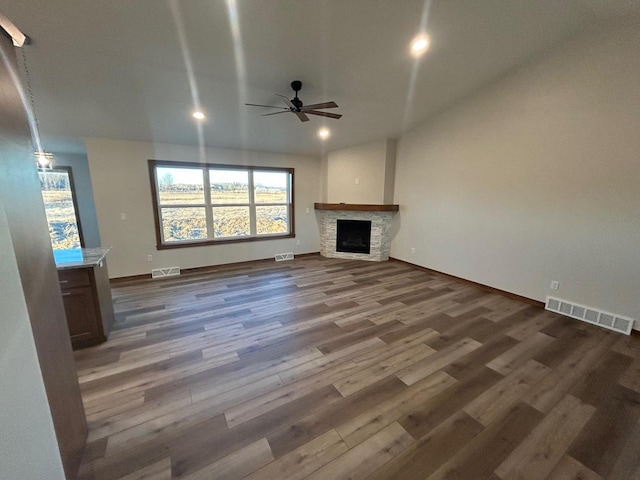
290,80,303,110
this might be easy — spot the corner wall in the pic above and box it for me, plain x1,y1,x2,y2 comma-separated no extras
85,138,321,278
1,31,86,477
323,138,397,204
0,198,65,480
392,19,640,323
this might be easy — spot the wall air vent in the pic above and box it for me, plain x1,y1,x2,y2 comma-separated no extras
275,252,294,262
545,296,634,335
151,267,181,279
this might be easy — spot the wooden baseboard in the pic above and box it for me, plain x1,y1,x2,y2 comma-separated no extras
389,257,545,308
110,273,152,284
110,252,321,284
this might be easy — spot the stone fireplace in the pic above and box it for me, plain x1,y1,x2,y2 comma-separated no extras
315,203,398,262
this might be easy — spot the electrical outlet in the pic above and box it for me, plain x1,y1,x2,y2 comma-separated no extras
411,247,416,254
120,213,127,221
355,178,360,185
550,281,560,290
147,255,153,262
295,240,301,245
305,208,310,214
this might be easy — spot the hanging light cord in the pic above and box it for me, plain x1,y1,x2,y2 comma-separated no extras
21,46,52,168
21,47,42,146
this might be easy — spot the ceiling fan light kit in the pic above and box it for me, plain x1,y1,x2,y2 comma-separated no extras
245,80,342,123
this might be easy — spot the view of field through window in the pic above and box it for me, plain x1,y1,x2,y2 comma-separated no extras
39,169,82,250
156,165,290,243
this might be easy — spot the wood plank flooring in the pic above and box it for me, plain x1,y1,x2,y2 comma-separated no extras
75,255,640,480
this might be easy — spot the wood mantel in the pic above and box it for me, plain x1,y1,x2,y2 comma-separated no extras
314,203,399,212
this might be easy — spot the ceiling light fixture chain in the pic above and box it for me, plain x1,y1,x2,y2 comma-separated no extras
21,47,40,140
21,46,52,168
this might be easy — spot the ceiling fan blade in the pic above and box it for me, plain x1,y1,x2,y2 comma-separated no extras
301,101,339,111
245,103,288,110
261,111,289,116
295,112,310,122
305,110,342,119
276,94,295,109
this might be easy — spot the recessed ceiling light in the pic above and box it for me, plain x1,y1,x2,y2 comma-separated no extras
318,128,330,139
410,35,431,56
192,111,206,120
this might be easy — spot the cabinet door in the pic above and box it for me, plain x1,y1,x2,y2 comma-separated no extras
61,286,99,346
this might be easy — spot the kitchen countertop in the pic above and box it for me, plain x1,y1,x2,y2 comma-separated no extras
54,247,111,270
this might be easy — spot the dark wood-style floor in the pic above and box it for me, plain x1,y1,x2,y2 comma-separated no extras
75,255,640,480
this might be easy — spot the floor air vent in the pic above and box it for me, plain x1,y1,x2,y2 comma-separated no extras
545,296,634,335
275,252,294,262
151,267,181,279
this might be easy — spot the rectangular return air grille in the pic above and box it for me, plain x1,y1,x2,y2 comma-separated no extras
151,267,181,279
545,296,634,335
275,252,294,262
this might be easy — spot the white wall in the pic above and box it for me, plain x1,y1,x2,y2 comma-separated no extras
0,198,65,480
324,139,389,204
392,19,640,323
85,138,321,278
383,138,397,205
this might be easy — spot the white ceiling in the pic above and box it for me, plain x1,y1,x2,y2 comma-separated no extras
1,0,638,156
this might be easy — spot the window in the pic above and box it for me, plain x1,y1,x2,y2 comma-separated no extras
149,160,294,248
39,166,84,250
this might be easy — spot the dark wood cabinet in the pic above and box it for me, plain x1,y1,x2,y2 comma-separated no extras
58,260,115,349
62,286,99,343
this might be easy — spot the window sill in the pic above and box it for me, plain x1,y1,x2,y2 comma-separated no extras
156,233,295,250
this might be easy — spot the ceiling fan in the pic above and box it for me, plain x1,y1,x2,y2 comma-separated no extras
245,80,342,122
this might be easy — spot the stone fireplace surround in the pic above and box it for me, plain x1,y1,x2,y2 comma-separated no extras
314,203,399,262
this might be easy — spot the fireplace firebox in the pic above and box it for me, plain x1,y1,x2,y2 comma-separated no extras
336,219,372,254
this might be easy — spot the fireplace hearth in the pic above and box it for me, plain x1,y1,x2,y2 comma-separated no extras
336,220,371,254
